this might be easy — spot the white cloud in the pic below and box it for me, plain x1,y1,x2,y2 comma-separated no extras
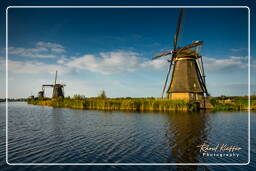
57,56,69,64
230,48,247,52
203,56,248,73
8,46,54,58
65,51,248,75
2,47,250,76
230,56,248,60
36,41,65,53
0,50,168,77
7,41,65,58
141,59,168,70
0,59,68,75
66,51,167,75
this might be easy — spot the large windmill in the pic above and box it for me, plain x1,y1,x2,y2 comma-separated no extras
153,9,209,104
38,71,66,99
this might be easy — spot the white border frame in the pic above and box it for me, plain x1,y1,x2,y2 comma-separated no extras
5,6,251,166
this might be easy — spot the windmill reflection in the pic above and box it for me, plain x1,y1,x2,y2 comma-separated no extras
166,111,211,170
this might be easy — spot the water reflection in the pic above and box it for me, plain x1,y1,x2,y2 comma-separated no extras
3,103,252,168
166,110,211,170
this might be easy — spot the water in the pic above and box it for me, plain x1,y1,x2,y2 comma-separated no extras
0,102,255,170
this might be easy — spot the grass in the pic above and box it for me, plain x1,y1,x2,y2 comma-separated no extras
27,97,198,111
27,95,256,112
209,96,256,110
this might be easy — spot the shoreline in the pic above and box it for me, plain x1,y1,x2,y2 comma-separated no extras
27,98,192,111
27,98,256,111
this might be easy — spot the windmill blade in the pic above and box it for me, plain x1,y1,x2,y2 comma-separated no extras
200,55,206,85
173,8,184,51
194,61,209,96
42,84,54,87
195,42,202,58
153,50,173,59
195,46,202,73
160,8,184,98
195,43,206,86
176,41,203,53
54,70,58,85
195,45,205,81
161,59,173,98
196,58,203,78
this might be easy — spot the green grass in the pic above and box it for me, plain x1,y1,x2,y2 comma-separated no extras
27,95,256,112
210,97,255,110
27,97,197,111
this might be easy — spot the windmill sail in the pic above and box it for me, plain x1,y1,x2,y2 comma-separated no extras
160,8,184,98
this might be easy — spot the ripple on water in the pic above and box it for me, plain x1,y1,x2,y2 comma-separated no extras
2,102,253,166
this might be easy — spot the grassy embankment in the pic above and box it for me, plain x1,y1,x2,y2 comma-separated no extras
210,95,256,110
27,95,256,111
27,97,198,111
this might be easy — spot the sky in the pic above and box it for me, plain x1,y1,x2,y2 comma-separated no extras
0,6,253,98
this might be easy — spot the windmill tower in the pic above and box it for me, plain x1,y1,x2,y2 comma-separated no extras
41,71,66,98
153,9,209,107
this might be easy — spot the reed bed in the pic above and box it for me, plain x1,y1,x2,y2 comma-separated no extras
210,98,256,110
28,98,195,111
27,96,256,111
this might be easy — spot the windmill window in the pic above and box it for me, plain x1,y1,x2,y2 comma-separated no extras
193,83,196,88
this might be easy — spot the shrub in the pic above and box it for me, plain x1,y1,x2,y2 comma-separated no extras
73,94,86,100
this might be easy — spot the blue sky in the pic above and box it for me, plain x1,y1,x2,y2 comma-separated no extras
0,7,253,98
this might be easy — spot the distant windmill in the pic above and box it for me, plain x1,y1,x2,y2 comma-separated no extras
153,9,209,103
38,71,66,98
38,88,44,98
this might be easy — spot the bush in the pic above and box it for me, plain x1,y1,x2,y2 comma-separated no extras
73,94,86,100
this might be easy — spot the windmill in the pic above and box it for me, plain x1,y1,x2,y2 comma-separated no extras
39,71,66,98
153,9,209,104
38,87,44,98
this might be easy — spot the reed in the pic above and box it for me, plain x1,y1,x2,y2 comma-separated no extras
210,97,256,110
27,96,256,111
27,98,195,111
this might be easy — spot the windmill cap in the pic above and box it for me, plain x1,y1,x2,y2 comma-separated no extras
175,49,200,59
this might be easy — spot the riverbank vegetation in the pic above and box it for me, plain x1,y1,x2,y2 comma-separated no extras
26,89,256,111
27,97,197,111
0,98,27,102
27,94,256,111
210,95,256,110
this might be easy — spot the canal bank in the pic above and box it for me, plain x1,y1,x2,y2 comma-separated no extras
27,97,255,111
